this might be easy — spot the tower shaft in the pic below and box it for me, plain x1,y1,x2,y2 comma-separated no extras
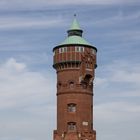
53,17,97,140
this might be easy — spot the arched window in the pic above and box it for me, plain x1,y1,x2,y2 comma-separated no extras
67,122,76,131
69,81,74,89
68,103,76,112
84,74,92,83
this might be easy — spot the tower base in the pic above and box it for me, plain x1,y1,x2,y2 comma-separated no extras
53,130,96,140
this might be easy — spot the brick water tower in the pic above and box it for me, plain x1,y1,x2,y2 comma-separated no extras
53,16,97,140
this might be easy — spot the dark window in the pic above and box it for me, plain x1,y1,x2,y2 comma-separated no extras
67,122,76,131
68,103,76,112
69,81,74,89
80,47,84,52
63,47,67,52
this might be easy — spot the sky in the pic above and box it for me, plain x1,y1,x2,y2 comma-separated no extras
0,0,140,140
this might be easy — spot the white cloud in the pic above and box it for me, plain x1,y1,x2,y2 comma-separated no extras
97,60,140,85
107,60,140,84
94,61,140,140
0,57,56,110
95,60,140,99
0,58,56,140
3,58,26,72
95,101,140,122
111,69,140,83
94,101,140,140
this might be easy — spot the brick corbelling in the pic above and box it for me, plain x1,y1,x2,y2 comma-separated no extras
57,91,93,96
56,67,80,73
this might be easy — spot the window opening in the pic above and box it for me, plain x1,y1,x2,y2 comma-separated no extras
80,47,84,52
67,122,76,131
69,81,74,89
64,47,67,52
75,46,84,52
59,47,67,53
68,103,76,112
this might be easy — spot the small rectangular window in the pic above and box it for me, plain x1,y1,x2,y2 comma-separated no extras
75,46,84,52
68,122,76,131
80,47,84,52
68,103,76,112
59,47,67,53
63,47,67,52
75,46,79,52
59,48,62,53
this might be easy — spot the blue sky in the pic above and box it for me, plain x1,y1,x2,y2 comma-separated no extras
0,0,140,140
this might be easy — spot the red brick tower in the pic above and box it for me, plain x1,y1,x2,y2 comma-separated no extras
53,17,97,140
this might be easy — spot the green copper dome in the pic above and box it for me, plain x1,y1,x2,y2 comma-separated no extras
60,35,91,46
54,16,96,50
